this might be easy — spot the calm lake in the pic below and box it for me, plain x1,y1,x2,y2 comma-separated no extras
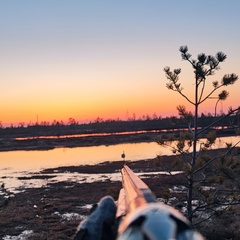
0,136,239,193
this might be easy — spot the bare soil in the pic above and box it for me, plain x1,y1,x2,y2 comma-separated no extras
0,151,239,240
0,157,185,240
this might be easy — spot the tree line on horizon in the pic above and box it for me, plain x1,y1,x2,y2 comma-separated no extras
0,109,239,129
0,110,239,140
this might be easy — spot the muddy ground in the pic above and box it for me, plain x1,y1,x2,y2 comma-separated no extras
0,152,240,240
0,157,186,240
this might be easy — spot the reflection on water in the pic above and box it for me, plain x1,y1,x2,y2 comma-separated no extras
0,142,163,194
0,142,166,175
14,130,161,140
0,136,239,194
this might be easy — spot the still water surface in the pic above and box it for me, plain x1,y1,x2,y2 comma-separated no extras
1,136,240,174
0,136,239,193
0,142,162,173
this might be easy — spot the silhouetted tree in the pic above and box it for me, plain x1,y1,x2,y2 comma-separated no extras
68,117,77,125
161,46,239,223
18,122,25,128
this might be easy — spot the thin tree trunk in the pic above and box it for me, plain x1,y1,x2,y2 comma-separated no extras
188,76,199,222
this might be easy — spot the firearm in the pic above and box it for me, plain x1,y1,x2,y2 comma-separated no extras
116,164,204,240
74,165,204,240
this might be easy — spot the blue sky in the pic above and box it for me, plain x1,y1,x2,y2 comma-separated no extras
0,1,239,125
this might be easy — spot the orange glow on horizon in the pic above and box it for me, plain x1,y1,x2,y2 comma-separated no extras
2,97,236,127
1,1,239,128
1,65,238,127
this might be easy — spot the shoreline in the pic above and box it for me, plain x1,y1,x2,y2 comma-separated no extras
0,132,157,152
0,129,238,152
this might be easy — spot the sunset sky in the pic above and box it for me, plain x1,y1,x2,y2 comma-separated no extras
1,1,239,126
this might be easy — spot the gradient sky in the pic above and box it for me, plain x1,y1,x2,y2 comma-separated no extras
1,1,239,126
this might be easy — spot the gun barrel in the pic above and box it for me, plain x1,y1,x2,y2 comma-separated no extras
116,165,205,240
120,165,157,214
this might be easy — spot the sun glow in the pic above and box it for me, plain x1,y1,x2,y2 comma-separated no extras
0,1,239,127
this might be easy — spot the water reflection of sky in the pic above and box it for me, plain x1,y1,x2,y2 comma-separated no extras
0,142,163,174
0,136,239,194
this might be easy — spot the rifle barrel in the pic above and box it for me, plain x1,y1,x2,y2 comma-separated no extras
121,165,157,214
116,165,205,240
